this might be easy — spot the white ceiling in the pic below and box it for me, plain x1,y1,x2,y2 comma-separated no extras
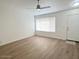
2,0,79,15
34,0,79,15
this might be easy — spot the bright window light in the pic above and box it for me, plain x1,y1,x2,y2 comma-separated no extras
36,16,56,32
73,2,79,6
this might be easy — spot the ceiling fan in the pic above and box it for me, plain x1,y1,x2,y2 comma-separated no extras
36,0,51,9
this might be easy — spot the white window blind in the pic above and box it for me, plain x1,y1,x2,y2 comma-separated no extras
36,16,56,32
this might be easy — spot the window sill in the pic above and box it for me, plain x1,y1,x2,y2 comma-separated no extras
36,31,56,33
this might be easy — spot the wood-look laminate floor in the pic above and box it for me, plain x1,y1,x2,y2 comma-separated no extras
0,36,79,59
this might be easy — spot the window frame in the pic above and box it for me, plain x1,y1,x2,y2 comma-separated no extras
35,16,56,33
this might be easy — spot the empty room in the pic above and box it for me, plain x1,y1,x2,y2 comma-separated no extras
0,0,79,59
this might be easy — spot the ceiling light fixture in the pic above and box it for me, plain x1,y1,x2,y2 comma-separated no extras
36,0,51,10
36,4,41,11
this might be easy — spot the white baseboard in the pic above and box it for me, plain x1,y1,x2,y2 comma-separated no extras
0,35,34,46
35,34,65,40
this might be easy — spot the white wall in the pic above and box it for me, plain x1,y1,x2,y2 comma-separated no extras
0,1,34,46
35,8,79,40
67,14,79,41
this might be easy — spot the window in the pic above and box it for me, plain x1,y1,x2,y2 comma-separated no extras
36,16,56,32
